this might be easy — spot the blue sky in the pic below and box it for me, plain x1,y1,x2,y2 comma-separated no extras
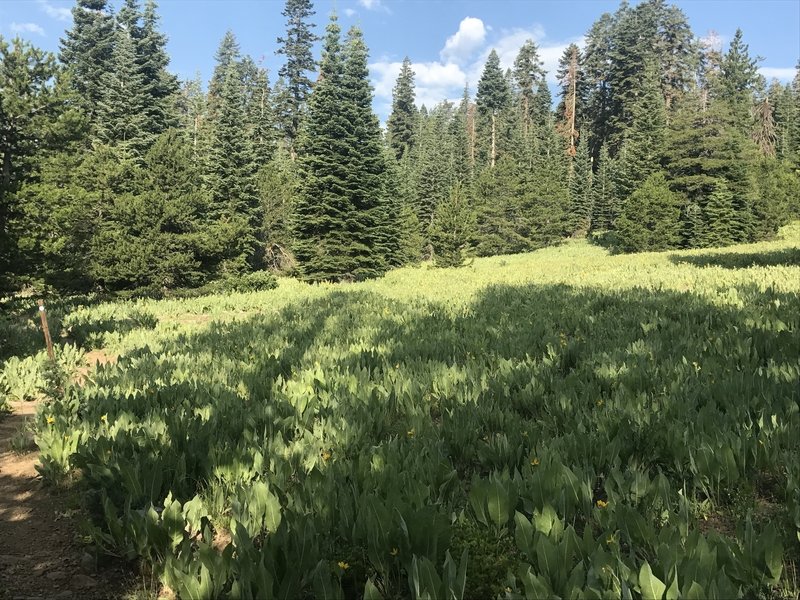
3,0,798,120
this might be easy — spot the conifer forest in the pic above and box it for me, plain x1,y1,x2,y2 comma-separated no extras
0,0,799,599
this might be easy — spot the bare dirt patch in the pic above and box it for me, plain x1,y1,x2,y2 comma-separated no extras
0,401,133,600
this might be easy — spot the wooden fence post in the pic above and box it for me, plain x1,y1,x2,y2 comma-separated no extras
37,299,55,362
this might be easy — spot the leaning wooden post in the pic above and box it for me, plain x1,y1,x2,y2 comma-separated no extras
37,299,55,362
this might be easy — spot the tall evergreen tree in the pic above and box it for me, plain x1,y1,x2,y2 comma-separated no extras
96,25,148,155
590,145,616,230
512,40,545,138
613,59,667,202
556,43,588,155
476,49,511,168
293,18,392,280
567,134,593,234
207,35,261,272
293,16,348,281
719,28,761,135
615,171,682,252
276,0,318,154
137,0,179,145
430,183,476,267
386,57,418,160
59,0,115,128
340,26,395,277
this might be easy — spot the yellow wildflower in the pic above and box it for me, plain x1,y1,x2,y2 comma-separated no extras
100,414,108,423
46,416,55,425
596,399,604,407
337,561,350,570
596,499,609,509
321,450,332,462
530,458,540,467
407,428,415,438
390,547,398,556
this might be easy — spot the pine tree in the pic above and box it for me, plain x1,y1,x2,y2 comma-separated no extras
414,105,454,228
613,59,667,202
242,57,276,165
555,44,587,156
666,93,757,246
719,29,761,136
476,49,511,168
59,0,115,128
567,135,593,234
207,37,261,272
96,25,149,155
430,183,476,267
615,171,682,252
590,145,615,230
340,25,394,278
752,95,777,157
512,40,545,139
276,0,318,155
583,11,616,163
386,57,418,160
137,0,179,145
696,179,736,247
0,38,72,283
293,18,392,280
258,145,298,271
293,16,349,281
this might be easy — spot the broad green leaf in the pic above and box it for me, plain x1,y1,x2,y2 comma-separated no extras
639,562,666,600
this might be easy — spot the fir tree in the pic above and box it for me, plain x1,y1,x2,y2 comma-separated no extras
613,59,667,202
242,57,276,165
555,44,588,155
207,37,261,272
476,49,511,167
512,40,545,138
276,0,318,154
387,57,418,160
340,25,395,278
137,0,179,145
96,25,149,155
615,171,682,252
696,179,736,247
59,0,115,128
590,145,616,230
430,183,476,267
293,16,349,281
719,29,761,135
567,135,593,234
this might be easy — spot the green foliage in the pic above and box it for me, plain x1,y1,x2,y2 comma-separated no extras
429,184,476,267
387,57,418,160
275,0,318,150
23,228,800,598
293,20,394,281
616,172,683,252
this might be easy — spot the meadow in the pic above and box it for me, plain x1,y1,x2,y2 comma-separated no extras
2,226,799,599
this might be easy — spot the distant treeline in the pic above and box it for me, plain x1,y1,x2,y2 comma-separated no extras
1,0,798,292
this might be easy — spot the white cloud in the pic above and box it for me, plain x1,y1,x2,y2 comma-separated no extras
11,22,46,36
440,17,487,64
358,0,390,12
370,19,580,121
344,8,357,17
759,67,795,81
371,59,468,111
36,0,71,22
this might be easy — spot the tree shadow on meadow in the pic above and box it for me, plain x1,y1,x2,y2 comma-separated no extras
669,246,800,269
48,279,800,598
71,279,799,505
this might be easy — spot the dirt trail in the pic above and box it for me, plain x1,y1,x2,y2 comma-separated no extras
0,398,132,600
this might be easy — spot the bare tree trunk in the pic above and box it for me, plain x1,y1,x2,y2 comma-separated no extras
467,103,476,169
491,113,497,168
